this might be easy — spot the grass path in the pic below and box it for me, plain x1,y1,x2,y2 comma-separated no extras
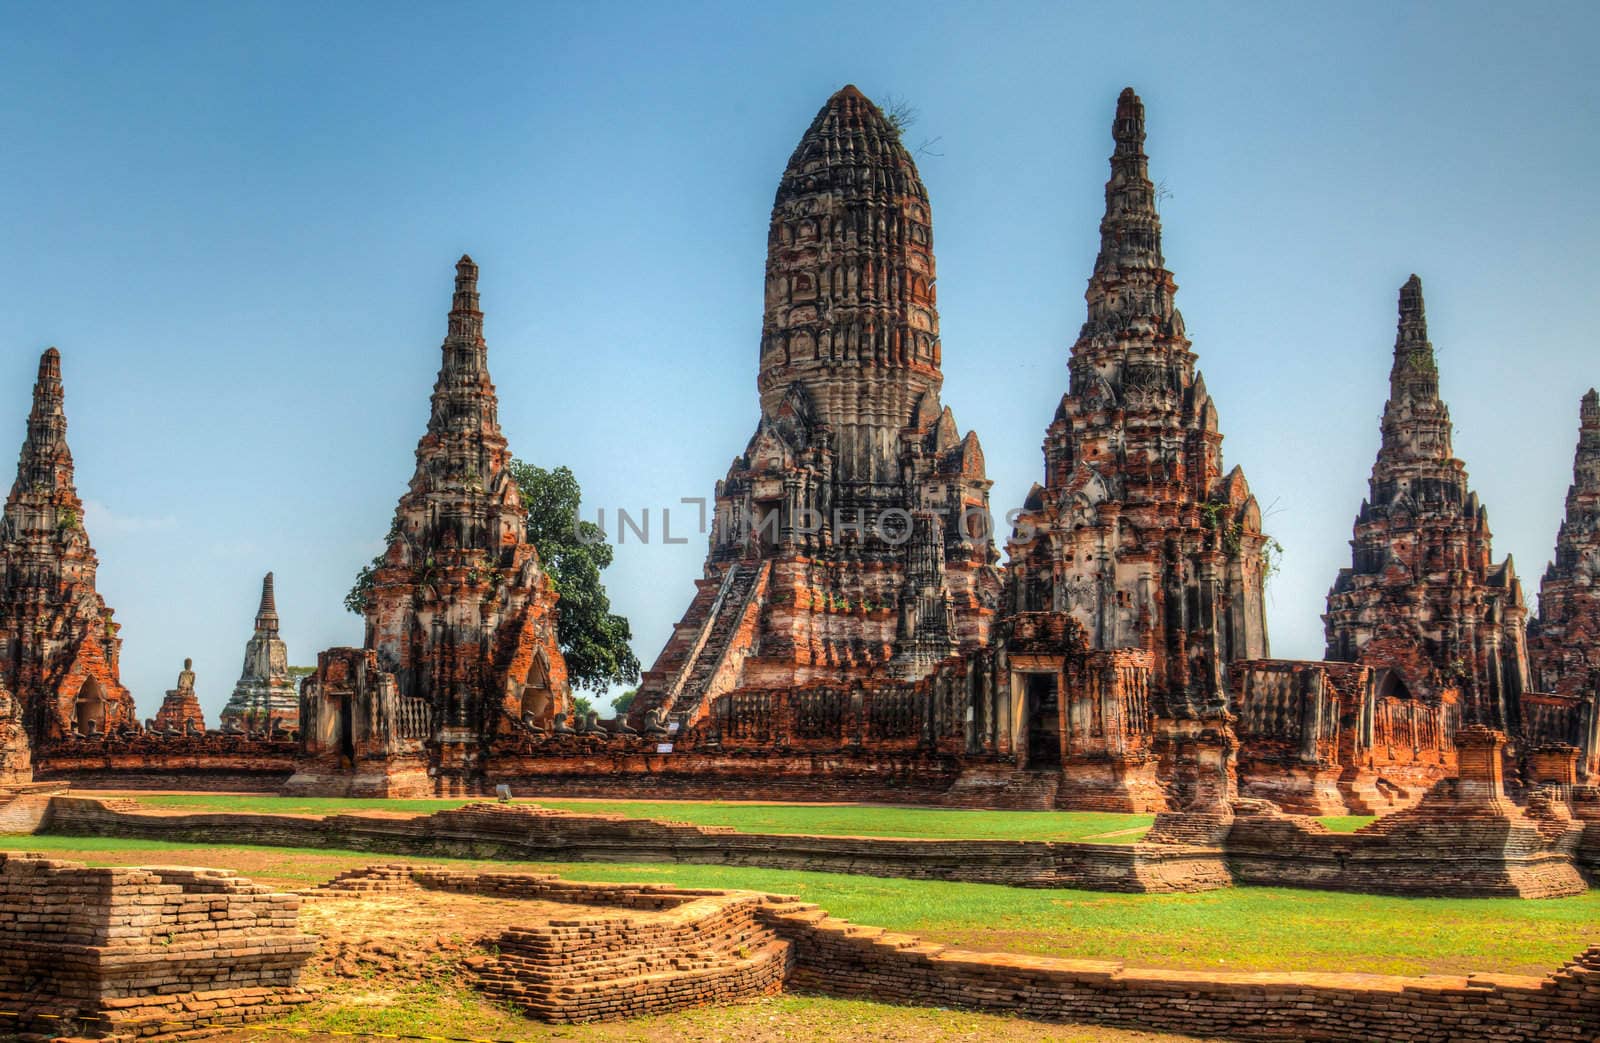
91,792,1385,842
218,988,1216,1042
102,792,1161,843
5,833,1591,978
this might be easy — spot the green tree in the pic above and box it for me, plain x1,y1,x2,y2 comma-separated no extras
346,462,641,696
513,461,641,694
611,688,637,716
343,522,401,616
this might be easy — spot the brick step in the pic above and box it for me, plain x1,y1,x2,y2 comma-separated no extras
483,936,790,1024
672,561,764,722
936,767,1062,810
1336,773,1417,816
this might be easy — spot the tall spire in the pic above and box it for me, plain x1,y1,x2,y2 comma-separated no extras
1389,275,1440,404
1374,275,1453,468
13,347,75,498
1091,87,1165,281
756,83,945,486
255,572,280,635
1550,388,1600,577
1578,388,1600,487
1012,86,1269,717
1071,87,1188,397
426,254,501,441
447,254,484,347
0,347,135,740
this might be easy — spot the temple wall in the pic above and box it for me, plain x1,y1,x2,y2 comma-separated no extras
1224,801,1586,898
43,797,1228,893
33,735,297,790
42,787,1594,898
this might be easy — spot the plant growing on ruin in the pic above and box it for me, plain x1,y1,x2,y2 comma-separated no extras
880,94,917,139
1199,500,1245,554
1261,537,1285,586
511,460,641,695
344,521,407,615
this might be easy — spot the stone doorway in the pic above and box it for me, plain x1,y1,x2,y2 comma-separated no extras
338,696,355,768
73,677,106,735
1376,669,1412,701
520,654,554,724
751,501,780,557
1023,673,1062,769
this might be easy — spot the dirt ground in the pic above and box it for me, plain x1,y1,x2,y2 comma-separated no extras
296,887,635,982
223,881,1216,1043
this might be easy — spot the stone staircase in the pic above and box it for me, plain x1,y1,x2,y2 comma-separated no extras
1336,770,1415,816
668,561,769,728
938,768,1062,811
0,781,70,834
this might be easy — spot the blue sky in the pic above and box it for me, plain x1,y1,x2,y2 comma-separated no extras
1,2,1595,719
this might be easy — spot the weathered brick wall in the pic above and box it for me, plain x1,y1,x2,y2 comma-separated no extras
474,885,787,1022
468,748,964,802
34,734,296,789
45,797,1227,893
316,864,790,1024
0,852,314,1038
45,792,1594,899
763,898,1600,1042
314,862,1600,1038
1225,791,1587,898
0,780,67,832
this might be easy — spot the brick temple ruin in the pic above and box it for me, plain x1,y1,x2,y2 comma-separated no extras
283,255,571,797
1526,389,1600,777
218,572,298,734
630,84,1002,732
0,86,1595,831
0,349,135,747
0,358,299,789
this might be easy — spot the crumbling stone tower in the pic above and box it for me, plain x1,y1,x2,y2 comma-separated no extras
0,348,134,743
1325,276,1530,730
0,679,30,787
634,85,1001,727
1527,389,1600,773
1005,89,1270,717
220,572,298,733
362,256,568,742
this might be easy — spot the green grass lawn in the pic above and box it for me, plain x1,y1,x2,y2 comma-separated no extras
5,833,1593,978
246,990,1204,1042
1316,815,1378,832
106,792,1160,843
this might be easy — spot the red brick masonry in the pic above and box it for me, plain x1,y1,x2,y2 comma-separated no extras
314,863,1600,1040
0,853,314,1039
38,793,1599,898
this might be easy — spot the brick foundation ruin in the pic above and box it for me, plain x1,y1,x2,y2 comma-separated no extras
771,909,1600,1043
0,852,314,1040
18,855,1585,1042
